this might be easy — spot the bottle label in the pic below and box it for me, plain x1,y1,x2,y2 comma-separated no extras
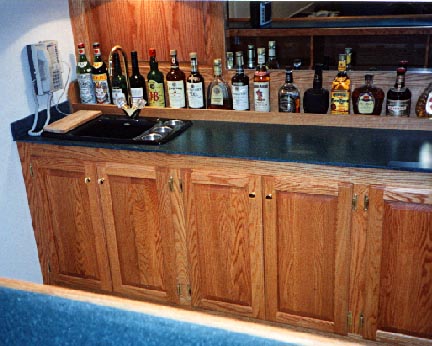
232,84,249,110
331,90,350,114
93,62,103,69
387,99,410,116
112,88,126,107
279,94,296,113
426,91,432,114
357,92,375,114
78,73,96,104
78,61,88,69
130,87,144,107
148,80,165,107
210,85,224,106
167,81,186,108
186,82,204,108
254,82,270,112
92,73,111,104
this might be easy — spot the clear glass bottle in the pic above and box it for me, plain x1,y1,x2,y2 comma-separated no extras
129,51,147,107
76,42,96,104
110,52,129,107
330,53,351,115
186,52,205,109
386,67,411,117
147,48,165,108
267,40,280,69
303,64,329,114
166,49,186,109
254,47,270,112
231,51,249,111
91,42,111,104
207,58,232,109
278,66,300,113
352,74,384,115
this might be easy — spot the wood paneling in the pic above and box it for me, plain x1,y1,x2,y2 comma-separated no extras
69,0,225,66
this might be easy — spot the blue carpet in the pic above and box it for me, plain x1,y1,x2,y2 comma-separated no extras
0,287,296,346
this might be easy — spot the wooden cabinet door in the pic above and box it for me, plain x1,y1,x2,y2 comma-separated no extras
364,186,432,342
31,157,111,291
98,163,178,304
184,169,265,319
263,176,353,335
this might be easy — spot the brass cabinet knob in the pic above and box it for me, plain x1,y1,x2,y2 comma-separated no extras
98,178,105,185
265,194,273,200
84,177,91,184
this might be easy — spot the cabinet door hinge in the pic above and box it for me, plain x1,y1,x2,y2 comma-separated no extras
363,195,369,211
177,283,181,296
179,179,183,193
47,261,51,273
347,311,353,330
352,194,358,210
359,312,365,333
169,177,174,192
30,163,34,177
187,284,191,298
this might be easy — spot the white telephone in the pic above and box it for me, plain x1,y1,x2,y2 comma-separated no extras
27,40,63,95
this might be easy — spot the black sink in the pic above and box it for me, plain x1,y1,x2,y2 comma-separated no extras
43,114,192,145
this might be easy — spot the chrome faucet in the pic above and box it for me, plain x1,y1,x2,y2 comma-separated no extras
108,45,131,106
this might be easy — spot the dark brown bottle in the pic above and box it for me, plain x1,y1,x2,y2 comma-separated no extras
386,67,411,117
166,49,186,108
352,74,384,115
303,64,329,114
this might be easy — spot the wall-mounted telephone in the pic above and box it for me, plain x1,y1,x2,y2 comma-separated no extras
27,40,63,95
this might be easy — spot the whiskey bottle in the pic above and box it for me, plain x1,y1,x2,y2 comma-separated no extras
91,42,111,104
186,52,205,109
303,64,329,114
278,66,300,113
386,67,411,116
231,51,250,111
247,44,255,70
207,58,232,109
76,42,96,104
330,53,350,115
166,49,186,109
345,47,353,71
267,41,280,69
147,48,165,107
415,82,432,118
129,51,147,107
352,74,384,115
254,47,270,112
110,52,129,107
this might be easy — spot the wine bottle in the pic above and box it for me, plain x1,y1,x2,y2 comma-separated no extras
76,42,96,104
166,49,186,109
147,48,165,107
186,52,205,109
111,52,128,107
91,42,111,104
129,51,147,107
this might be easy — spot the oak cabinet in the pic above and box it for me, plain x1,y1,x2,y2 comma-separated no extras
263,175,353,335
364,185,432,342
29,156,112,292
98,163,179,304
183,169,265,319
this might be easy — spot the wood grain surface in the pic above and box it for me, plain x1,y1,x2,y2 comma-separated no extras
43,110,102,133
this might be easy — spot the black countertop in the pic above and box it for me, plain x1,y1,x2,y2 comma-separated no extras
12,114,432,173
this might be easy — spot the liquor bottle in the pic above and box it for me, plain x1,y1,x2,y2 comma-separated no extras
254,47,270,112
147,48,165,108
352,74,384,115
231,51,250,111
330,53,351,115
267,41,280,69
386,67,411,117
278,66,300,113
226,51,234,70
129,51,147,108
345,47,353,71
250,1,272,28
92,42,111,104
186,52,205,109
415,82,432,117
76,42,96,104
247,44,255,70
110,52,129,107
166,49,186,109
207,58,233,109
303,64,329,114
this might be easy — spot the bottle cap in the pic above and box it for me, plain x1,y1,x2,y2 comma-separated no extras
149,48,156,57
170,49,177,56
78,42,85,48
92,42,100,48
257,48,265,56
235,51,243,57
189,52,197,59
248,44,255,49
268,41,276,49
213,58,221,66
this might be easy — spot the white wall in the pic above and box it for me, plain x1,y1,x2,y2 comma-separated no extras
0,0,76,283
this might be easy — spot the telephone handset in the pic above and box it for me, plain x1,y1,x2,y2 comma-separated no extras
27,40,63,95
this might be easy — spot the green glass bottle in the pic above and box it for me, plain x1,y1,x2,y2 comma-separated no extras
91,42,111,104
76,42,96,104
111,52,129,107
147,48,166,107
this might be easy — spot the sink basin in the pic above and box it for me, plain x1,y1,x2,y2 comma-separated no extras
43,114,192,145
